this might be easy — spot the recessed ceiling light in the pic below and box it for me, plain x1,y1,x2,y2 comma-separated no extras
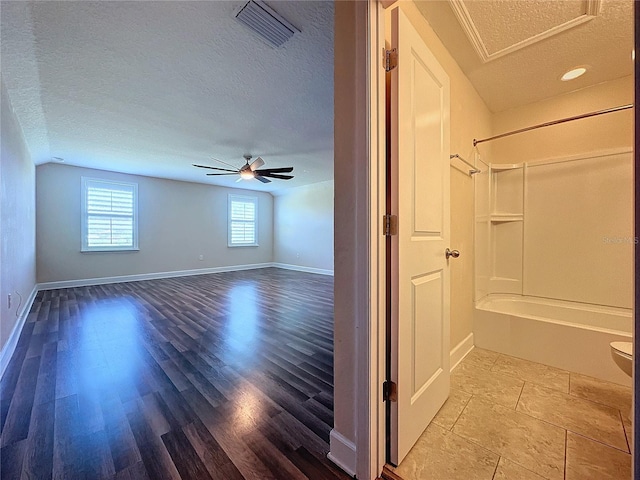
561,67,587,81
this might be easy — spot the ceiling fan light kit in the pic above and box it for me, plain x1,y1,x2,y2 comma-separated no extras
193,155,294,184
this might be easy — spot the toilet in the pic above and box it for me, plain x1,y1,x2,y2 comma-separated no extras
610,341,633,377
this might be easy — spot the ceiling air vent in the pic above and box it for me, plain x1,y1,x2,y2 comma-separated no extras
235,0,299,48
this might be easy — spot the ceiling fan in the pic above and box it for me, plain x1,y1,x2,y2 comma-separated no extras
193,155,294,183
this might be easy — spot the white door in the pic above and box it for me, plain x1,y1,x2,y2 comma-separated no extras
389,6,451,465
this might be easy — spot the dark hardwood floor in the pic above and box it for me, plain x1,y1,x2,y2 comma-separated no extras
0,268,352,480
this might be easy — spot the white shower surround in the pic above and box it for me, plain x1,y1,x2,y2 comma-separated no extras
474,148,633,387
474,294,632,386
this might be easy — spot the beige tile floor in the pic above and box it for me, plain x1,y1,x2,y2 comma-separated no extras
391,348,632,480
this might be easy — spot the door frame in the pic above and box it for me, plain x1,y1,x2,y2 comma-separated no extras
367,0,387,477
332,1,387,478
362,0,388,478
363,0,387,477
361,0,390,478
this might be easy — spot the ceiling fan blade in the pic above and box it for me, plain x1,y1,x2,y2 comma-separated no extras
259,173,294,180
193,164,239,173
250,156,265,171
212,157,241,170
206,173,240,176
256,167,293,174
255,175,271,183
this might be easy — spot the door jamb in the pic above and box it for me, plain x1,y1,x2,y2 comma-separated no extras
358,0,388,478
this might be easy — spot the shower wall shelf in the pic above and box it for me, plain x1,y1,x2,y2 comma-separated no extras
490,214,523,222
490,164,522,171
475,163,526,297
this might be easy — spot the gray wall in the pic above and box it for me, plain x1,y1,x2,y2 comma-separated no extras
1,78,37,352
36,163,274,283
273,181,334,272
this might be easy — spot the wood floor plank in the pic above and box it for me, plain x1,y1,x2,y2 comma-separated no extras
266,410,333,462
137,435,182,480
182,417,245,480
0,343,29,433
100,395,142,473
1,355,40,447
287,446,346,480
111,460,151,480
0,268,351,479
53,394,85,480
125,399,181,480
244,428,308,480
21,398,55,479
155,385,199,431
162,428,215,480
80,429,116,479
0,438,26,480
33,342,58,406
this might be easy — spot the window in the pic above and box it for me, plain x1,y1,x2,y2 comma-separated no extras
228,194,258,247
81,177,138,252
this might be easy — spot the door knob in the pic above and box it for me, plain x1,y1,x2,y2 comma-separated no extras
445,248,460,259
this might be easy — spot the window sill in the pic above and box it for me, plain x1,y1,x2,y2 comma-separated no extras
81,248,140,253
227,244,259,248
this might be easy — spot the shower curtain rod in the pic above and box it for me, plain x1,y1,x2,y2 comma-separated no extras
473,103,634,147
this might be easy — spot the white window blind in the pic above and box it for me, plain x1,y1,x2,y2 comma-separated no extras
81,178,138,251
228,195,258,246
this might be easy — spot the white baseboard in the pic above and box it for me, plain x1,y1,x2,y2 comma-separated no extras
37,263,275,290
0,285,38,380
450,332,474,371
328,429,357,477
272,262,334,276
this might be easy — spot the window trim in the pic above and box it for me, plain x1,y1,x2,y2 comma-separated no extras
228,194,259,247
81,177,139,252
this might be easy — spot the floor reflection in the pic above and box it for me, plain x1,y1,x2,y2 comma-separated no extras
224,283,258,357
77,298,143,393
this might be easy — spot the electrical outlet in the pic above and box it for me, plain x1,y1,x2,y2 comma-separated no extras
7,294,11,309
296,252,300,259
198,255,204,261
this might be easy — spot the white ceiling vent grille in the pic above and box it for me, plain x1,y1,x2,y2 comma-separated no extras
235,0,299,47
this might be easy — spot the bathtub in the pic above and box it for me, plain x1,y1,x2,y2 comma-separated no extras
474,294,633,386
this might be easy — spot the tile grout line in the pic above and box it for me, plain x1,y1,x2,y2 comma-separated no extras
489,353,500,368
446,425,505,462
510,379,631,450
563,429,567,480
566,429,633,456
619,409,632,453
467,356,574,400
514,380,526,411
446,427,550,480
509,403,630,454
465,390,631,456
490,455,500,480
449,394,474,432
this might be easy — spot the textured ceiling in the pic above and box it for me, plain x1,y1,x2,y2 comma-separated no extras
415,0,634,112
1,1,334,192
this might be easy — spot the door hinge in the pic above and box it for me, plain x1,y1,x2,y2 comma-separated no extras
383,380,397,402
384,48,398,72
383,214,398,236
